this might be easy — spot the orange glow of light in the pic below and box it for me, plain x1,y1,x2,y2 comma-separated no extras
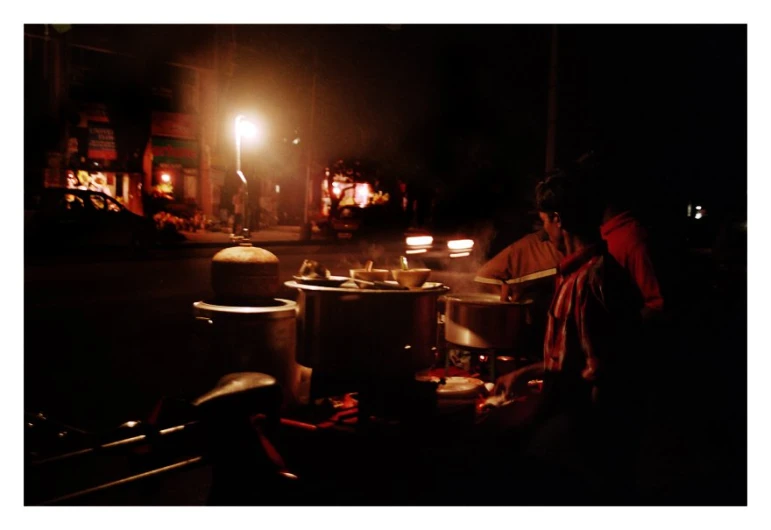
354,183,371,207
236,118,259,139
161,173,171,183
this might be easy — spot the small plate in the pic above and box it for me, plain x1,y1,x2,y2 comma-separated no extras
292,275,350,287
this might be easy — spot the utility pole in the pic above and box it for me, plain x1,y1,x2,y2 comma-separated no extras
545,25,559,174
300,47,318,241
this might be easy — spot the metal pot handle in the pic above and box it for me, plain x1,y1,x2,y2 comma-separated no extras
194,316,215,342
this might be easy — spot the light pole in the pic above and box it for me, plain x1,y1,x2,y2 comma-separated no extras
300,47,319,241
236,169,249,239
234,114,261,240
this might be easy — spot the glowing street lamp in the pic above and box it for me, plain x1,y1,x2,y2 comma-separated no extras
234,114,264,240
235,115,263,173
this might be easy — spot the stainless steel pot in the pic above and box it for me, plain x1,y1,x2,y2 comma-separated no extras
443,293,533,350
192,299,310,406
287,281,449,390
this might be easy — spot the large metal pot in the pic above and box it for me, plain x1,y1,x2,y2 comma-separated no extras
192,299,310,406
443,293,532,350
287,281,449,393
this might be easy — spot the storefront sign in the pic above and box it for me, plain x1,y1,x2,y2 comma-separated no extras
151,137,199,168
88,123,117,160
78,103,109,128
151,112,199,140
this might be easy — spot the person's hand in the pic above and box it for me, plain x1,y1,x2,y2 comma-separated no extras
493,369,520,400
493,363,542,400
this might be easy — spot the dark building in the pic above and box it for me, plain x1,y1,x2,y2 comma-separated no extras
23,24,241,218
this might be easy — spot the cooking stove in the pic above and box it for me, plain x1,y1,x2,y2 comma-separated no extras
273,365,539,505
281,366,494,434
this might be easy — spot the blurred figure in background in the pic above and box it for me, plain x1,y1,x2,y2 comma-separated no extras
590,152,665,321
232,185,244,235
476,155,665,322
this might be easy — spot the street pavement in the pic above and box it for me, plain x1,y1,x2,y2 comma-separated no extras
177,225,318,246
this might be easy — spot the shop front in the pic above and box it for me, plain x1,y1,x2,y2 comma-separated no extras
47,102,145,216
149,112,201,211
150,137,200,204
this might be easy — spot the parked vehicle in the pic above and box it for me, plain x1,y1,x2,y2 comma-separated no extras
24,188,156,254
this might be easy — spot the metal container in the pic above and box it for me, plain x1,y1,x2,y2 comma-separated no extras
443,293,533,350
192,299,310,407
287,281,449,392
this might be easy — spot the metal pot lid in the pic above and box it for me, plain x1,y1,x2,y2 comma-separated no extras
193,298,297,317
285,280,450,295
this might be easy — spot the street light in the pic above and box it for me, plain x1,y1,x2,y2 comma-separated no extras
234,114,264,240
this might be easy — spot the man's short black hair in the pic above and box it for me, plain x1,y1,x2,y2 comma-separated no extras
536,171,603,239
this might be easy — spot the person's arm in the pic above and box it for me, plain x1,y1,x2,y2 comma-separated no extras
475,242,517,296
627,242,664,316
475,244,514,282
476,232,563,299
576,272,618,397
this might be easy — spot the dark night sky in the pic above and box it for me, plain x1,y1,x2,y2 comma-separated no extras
227,24,745,223
25,24,746,228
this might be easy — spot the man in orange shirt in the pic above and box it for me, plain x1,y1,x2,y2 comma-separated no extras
475,227,562,296
476,198,664,319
